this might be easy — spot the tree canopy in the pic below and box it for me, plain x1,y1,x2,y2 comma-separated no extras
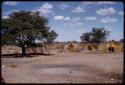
1,11,58,56
80,27,110,45
45,30,58,44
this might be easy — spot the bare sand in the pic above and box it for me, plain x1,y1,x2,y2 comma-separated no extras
1,51,123,83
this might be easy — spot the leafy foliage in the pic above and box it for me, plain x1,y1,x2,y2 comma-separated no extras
80,32,92,43
45,30,58,43
1,11,58,56
91,28,110,44
80,27,110,49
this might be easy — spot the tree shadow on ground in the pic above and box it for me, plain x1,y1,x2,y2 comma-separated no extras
1,53,54,58
1,76,5,83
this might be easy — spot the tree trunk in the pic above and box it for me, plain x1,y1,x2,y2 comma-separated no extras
21,44,26,57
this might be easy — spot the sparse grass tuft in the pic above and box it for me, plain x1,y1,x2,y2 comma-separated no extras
9,64,17,68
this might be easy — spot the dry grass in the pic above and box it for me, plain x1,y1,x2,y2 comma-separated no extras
2,45,21,54
1,42,123,55
98,42,123,53
81,43,97,52
8,64,17,68
63,43,81,53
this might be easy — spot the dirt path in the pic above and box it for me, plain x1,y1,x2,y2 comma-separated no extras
1,52,123,83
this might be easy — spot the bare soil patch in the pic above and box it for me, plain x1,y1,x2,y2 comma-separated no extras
1,50,123,83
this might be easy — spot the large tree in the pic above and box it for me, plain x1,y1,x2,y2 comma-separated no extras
91,28,110,45
1,11,58,57
80,32,92,43
80,27,110,48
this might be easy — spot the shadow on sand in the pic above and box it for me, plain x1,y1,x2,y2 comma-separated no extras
1,76,5,83
1,53,54,58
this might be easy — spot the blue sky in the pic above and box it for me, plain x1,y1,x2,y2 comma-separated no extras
2,1,124,42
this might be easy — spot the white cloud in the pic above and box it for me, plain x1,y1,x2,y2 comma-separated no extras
2,16,9,19
82,1,95,7
4,1,18,6
101,16,118,23
67,17,83,26
54,16,64,20
64,17,70,20
97,1,115,4
80,2,96,10
36,8,53,14
33,3,53,15
76,22,83,26
96,7,116,15
83,2,96,6
54,16,70,21
54,16,83,26
42,2,53,9
72,7,85,13
81,1,115,10
118,11,124,15
68,17,80,23
84,16,96,20
58,4,69,10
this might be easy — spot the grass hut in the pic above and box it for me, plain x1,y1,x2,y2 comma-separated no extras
83,43,97,52
109,41,123,52
63,42,81,53
98,41,123,53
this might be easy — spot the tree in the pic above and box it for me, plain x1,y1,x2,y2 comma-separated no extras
80,27,110,49
91,28,110,45
1,11,58,57
45,30,58,44
80,32,92,43
43,30,58,50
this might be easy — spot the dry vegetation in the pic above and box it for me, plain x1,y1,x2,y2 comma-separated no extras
1,41,123,83
2,41,123,55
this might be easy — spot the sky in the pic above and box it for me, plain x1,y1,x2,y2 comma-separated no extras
2,1,124,42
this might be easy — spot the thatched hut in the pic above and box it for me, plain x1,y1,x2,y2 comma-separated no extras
107,41,123,52
82,43,97,52
98,41,123,53
63,43,81,53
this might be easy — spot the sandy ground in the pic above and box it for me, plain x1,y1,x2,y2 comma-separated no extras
1,50,123,84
